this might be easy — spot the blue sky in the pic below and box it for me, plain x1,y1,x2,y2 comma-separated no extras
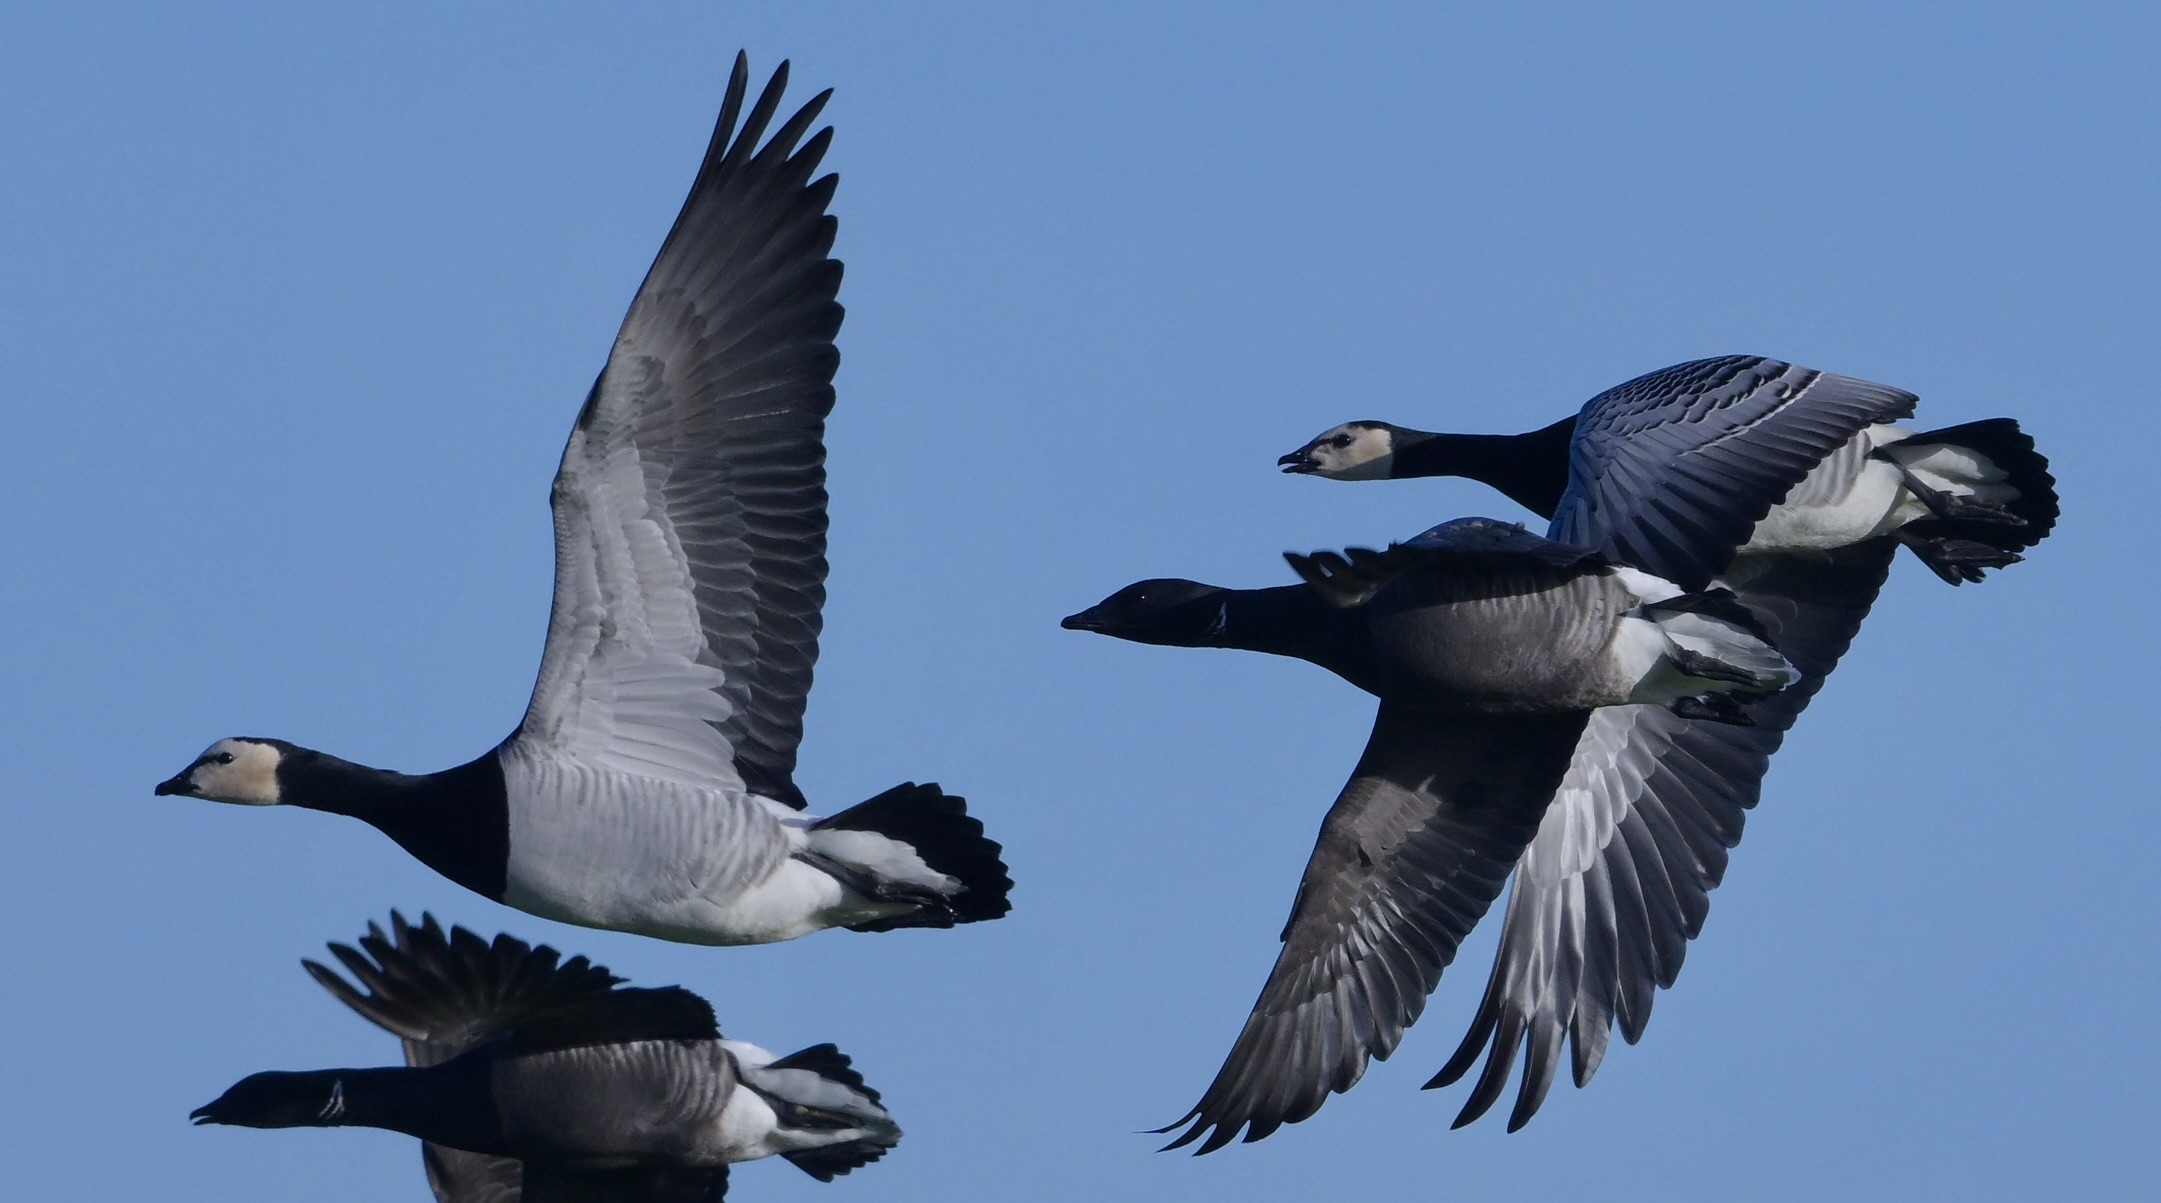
2,3,2154,1200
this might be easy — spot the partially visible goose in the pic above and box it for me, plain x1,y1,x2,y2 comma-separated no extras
1062,517,1799,1152
153,55,1010,944
1277,356,2057,1131
192,912,900,1202
1280,355,2057,587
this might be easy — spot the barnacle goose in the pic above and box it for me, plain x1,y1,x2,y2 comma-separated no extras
1062,516,1800,1152
1280,355,2057,587
1279,356,2056,1132
154,55,1011,945
191,913,900,1202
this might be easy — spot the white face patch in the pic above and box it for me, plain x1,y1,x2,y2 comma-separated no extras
1292,424,1396,480
175,738,283,806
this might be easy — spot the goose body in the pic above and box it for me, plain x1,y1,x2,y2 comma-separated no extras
1063,517,1797,1152
1065,518,1796,718
193,914,899,1201
152,56,1010,945
1282,356,2057,587
1274,355,2057,1132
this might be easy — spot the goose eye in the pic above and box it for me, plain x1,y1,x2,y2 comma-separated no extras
212,752,236,765
1331,434,1354,448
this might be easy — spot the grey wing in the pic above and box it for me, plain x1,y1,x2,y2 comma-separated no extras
1549,356,1916,590
1158,704,1591,1153
1428,540,1896,1129
517,54,842,807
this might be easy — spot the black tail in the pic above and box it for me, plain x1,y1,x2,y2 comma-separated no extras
751,1044,896,1181
1896,418,2060,570
783,1140,893,1182
814,783,1013,932
766,1043,881,1105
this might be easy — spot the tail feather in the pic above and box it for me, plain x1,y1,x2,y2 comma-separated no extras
810,783,1013,932
1890,417,2060,556
782,1140,893,1182
765,1042,880,1105
732,1041,901,1182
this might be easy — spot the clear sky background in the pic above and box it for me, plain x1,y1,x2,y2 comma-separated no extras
3,3,2154,1200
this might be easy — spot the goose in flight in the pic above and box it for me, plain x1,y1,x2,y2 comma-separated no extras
192,912,901,1202
1279,355,2056,588
154,55,1011,944
1062,516,1800,1153
1278,356,2056,1131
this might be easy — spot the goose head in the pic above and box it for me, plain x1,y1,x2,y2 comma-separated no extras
191,1070,348,1128
1279,422,1400,479
1063,579,1231,647
155,738,285,806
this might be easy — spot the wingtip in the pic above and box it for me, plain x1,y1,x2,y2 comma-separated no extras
1148,1110,1218,1154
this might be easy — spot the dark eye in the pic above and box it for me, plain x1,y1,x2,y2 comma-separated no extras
1331,434,1354,448
212,752,235,765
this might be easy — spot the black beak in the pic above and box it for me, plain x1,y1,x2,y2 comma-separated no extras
1278,448,1317,473
1061,607,1106,632
188,1104,218,1125
154,774,192,797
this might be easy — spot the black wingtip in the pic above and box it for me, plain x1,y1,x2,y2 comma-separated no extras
1147,1108,1216,1154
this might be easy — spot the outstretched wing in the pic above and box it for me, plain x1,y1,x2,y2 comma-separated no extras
1428,541,1895,1128
1159,704,1591,1153
516,53,843,808
1549,356,1916,590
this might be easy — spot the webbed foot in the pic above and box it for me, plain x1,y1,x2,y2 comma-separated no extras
1670,693,1758,726
1895,528,2023,585
1669,647,1764,687
1904,477,2028,526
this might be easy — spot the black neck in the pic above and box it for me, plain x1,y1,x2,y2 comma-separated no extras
1392,416,1576,519
1209,585,1338,662
311,1061,505,1151
277,745,508,900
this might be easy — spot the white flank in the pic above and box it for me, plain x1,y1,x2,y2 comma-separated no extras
1606,565,1684,605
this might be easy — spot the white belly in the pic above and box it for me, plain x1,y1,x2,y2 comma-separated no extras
496,750,858,945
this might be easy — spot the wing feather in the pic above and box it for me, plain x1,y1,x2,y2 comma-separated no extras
1429,541,1895,1127
1159,705,1590,1153
516,54,842,808
1550,355,1916,590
